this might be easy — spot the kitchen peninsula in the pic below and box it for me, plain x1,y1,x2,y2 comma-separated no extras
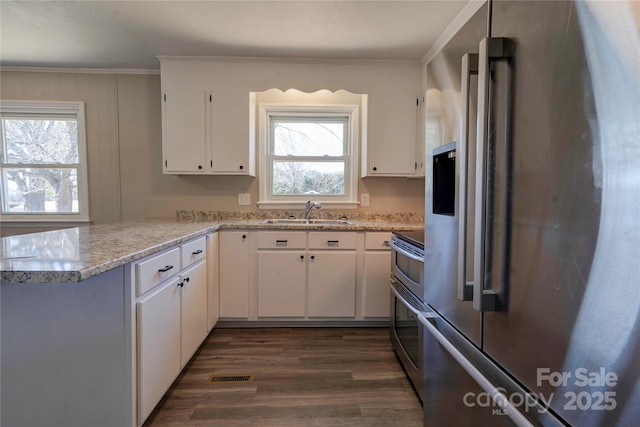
1,212,421,427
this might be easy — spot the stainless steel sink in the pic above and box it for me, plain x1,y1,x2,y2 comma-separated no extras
262,218,352,225
307,219,352,225
262,218,308,224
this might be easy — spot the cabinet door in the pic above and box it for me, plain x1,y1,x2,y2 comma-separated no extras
308,251,357,317
363,95,417,177
257,251,306,317
207,233,219,331
219,231,250,318
180,260,208,366
137,277,181,425
210,93,253,175
162,87,211,173
363,251,392,317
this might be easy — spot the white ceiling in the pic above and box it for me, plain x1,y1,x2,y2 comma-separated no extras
0,0,469,69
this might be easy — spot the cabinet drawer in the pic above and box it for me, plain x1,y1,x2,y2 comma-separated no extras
136,247,181,296
181,236,207,268
257,231,306,249
365,232,392,250
308,232,357,250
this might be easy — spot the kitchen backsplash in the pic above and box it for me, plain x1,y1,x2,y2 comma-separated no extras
177,210,424,224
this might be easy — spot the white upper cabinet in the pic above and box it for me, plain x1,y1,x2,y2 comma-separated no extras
162,87,211,174
160,58,255,176
361,94,419,177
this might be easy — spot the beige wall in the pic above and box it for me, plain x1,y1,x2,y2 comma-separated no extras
1,71,121,224
2,68,424,223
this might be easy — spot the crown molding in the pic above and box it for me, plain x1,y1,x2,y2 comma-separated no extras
421,0,487,65
0,66,159,75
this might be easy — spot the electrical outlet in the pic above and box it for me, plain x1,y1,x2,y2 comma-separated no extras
360,193,370,207
238,193,251,206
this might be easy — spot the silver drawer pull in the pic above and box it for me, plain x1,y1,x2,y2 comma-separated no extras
276,240,288,246
158,265,173,273
192,249,203,255
327,240,339,246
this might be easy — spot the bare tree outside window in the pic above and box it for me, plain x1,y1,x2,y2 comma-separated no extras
271,119,347,196
2,118,80,213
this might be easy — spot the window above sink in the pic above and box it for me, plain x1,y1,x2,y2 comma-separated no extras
252,89,367,210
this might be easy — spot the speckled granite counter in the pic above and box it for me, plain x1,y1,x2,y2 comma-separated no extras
1,212,423,284
0,221,219,284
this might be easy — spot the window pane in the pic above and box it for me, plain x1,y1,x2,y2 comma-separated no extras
273,120,345,156
3,168,79,213
2,118,79,164
273,162,345,195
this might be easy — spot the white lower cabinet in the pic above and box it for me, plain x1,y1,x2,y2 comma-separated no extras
363,252,392,317
137,276,181,425
363,232,393,318
135,234,212,427
257,252,306,317
308,251,357,317
219,230,392,322
219,231,250,318
180,260,208,366
207,233,220,330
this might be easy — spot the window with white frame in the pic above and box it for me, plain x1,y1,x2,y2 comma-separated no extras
256,95,365,209
0,100,90,222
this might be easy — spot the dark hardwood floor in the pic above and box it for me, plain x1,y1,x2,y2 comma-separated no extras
144,327,423,426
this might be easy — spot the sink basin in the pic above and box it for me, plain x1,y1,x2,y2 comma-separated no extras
262,218,352,225
262,218,308,224
307,219,352,225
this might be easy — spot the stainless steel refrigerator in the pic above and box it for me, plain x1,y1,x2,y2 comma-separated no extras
422,0,640,425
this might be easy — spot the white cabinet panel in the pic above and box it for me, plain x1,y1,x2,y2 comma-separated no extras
257,252,306,317
365,232,392,250
308,231,357,249
363,252,392,317
361,94,418,177
308,251,357,317
162,87,210,174
207,233,220,331
136,247,181,296
137,277,181,425
181,236,207,268
257,231,307,249
219,231,250,318
180,260,208,366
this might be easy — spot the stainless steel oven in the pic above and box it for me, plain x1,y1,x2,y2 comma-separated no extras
390,232,424,298
389,231,425,402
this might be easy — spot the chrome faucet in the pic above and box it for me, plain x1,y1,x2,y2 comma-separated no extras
304,200,321,221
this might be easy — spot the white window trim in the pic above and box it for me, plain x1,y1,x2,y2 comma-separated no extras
0,100,91,223
256,103,362,210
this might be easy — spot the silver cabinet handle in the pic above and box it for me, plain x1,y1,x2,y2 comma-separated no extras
457,53,478,302
474,37,515,312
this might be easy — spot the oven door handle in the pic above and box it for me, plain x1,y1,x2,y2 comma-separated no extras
417,311,534,427
390,279,422,317
389,240,425,263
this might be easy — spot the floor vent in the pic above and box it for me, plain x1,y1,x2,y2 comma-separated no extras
208,374,254,384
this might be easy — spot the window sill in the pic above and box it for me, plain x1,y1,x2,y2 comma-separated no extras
256,201,360,210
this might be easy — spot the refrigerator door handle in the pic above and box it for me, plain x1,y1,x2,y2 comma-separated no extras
473,37,515,312
457,53,479,302
417,311,534,427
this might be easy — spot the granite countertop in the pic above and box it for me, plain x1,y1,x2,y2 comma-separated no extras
1,212,423,284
